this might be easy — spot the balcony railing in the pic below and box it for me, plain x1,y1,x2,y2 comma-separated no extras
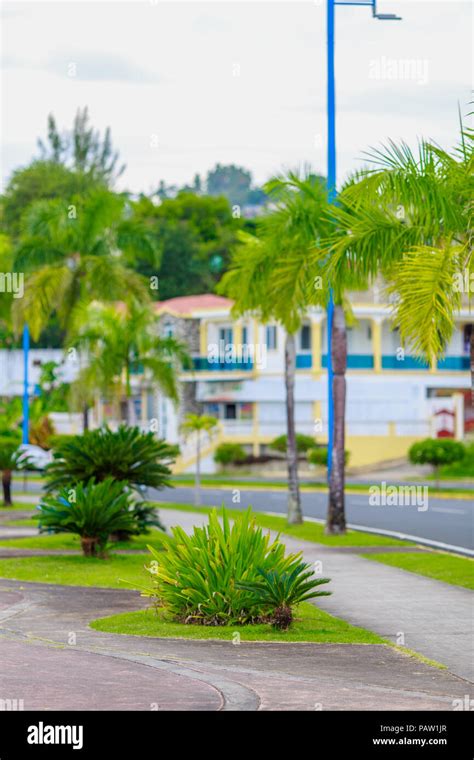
382,355,429,370
322,354,374,369
437,356,470,371
187,353,469,373
189,357,254,372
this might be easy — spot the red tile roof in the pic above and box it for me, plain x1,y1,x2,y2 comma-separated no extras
155,294,233,315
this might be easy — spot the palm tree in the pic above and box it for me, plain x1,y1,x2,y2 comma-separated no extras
13,188,157,427
180,414,219,505
323,118,473,391
13,188,154,340
70,299,189,426
219,172,332,525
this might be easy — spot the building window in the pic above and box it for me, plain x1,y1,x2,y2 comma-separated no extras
224,403,237,420
266,325,277,350
242,326,248,346
219,327,233,346
463,324,472,353
300,324,311,351
163,322,174,338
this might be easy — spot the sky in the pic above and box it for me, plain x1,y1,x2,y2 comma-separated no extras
1,0,472,195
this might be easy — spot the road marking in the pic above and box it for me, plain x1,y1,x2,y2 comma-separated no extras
431,507,466,515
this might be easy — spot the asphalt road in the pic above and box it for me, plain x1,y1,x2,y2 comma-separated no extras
154,486,474,553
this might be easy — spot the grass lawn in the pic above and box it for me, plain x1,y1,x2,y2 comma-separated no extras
0,527,165,552
363,552,474,591
156,502,409,547
172,475,474,499
1,502,39,511
0,554,151,588
90,601,385,644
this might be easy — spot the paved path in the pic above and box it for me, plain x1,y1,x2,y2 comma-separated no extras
0,508,471,710
154,486,474,552
0,581,469,711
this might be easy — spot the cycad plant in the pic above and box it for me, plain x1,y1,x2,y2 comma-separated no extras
37,478,139,557
143,507,311,625
45,425,178,493
237,562,331,630
0,438,23,506
145,508,328,629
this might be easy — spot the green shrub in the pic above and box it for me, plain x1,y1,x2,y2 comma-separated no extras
308,447,350,467
214,442,246,467
270,434,316,454
409,438,466,486
37,478,140,557
143,507,330,627
45,425,178,493
47,434,76,450
128,502,165,535
439,442,474,477
237,563,331,630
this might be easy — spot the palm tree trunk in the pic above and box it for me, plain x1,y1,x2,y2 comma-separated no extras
285,333,302,524
127,397,136,426
125,365,136,427
195,435,201,506
82,404,89,432
2,470,12,506
326,305,347,534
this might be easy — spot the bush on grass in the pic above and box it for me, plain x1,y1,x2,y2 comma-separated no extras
214,442,246,468
308,446,350,468
269,433,316,455
37,478,144,557
143,507,331,629
237,562,331,630
0,438,24,506
45,425,178,493
438,441,474,478
409,438,465,486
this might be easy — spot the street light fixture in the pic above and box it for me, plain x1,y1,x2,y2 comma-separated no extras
326,0,402,476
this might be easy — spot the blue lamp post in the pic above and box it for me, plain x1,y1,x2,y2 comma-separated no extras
326,0,401,477
22,324,30,445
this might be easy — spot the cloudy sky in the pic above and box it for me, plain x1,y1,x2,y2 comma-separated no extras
1,1,471,195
